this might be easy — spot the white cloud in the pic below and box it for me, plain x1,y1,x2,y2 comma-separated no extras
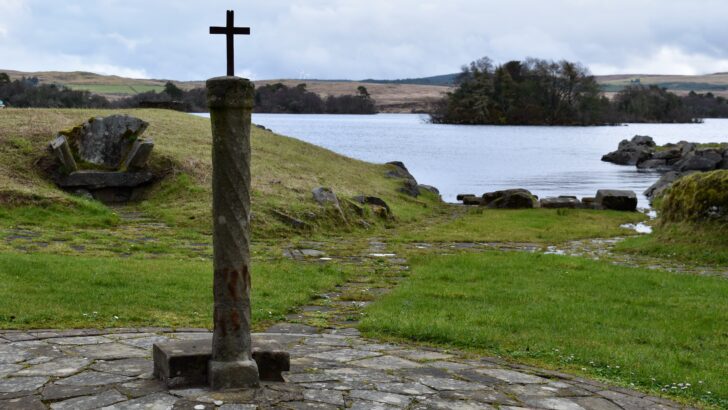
106,33,148,52
0,45,148,78
592,47,728,75
1,0,728,80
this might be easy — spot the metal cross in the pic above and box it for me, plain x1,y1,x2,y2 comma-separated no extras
209,10,250,76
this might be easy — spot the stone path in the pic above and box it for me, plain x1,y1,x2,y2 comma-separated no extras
0,326,690,410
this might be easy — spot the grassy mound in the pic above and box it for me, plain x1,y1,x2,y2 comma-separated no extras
0,108,442,238
659,170,728,224
616,170,728,265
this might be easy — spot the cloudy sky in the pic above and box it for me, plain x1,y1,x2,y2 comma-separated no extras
1,0,727,81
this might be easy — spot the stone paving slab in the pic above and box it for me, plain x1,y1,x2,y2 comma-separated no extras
0,328,691,410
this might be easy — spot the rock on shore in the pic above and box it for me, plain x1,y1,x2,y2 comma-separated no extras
456,189,637,211
602,136,728,202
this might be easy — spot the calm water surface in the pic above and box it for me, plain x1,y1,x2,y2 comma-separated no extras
197,113,728,207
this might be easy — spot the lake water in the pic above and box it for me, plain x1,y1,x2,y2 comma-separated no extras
194,113,728,207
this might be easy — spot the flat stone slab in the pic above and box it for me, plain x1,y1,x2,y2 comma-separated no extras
350,355,423,371
475,368,549,384
58,171,153,189
46,336,113,345
49,388,126,410
0,376,49,393
68,343,148,360
90,358,152,377
16,357,91,377
308,349,380,363
54,370,132,386
349,389,413,406
0,329,686,409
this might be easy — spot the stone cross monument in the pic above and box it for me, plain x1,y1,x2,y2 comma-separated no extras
152,10,288,391
206,11,259,390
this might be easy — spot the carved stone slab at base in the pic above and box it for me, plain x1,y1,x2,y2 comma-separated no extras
59,171,154,189
152,339,290,388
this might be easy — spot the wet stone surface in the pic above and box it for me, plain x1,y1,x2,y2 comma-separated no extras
0,327,688,409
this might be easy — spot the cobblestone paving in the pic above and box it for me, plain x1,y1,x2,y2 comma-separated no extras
0,327,691,409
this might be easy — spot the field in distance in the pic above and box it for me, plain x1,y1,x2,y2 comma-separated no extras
0,69,452,112
4,68,728,111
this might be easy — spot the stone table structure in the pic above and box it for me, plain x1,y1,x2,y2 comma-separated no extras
49,114,155,203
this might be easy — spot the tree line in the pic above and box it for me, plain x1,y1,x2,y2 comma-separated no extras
429,57,728,125
0,73,377,114
0,73,110,108
253,83,376,114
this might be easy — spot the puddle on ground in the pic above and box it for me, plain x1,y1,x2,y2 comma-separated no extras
620,222,653,234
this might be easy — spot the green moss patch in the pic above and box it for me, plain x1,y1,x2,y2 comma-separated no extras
660,170,728,224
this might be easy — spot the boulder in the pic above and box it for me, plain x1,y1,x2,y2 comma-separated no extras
459,195,482,205
312,187,339,206
353,195,392,217
595,189,637,211
631,135,656,147
343,199,365,216
385,161,420,197
677,141,696,155
644,171,697,201
385,161,415,180
673,149,723,172
399,179,421,197
271,210,310,230
418,184,440,195
482,189,537,209
653,147,682,160
456,194,475,201
61,115,149,168
581,197,597,209
312,187,347,223
602,135,656,165
540,197,581,209
719,149,728,170
636,158,669,170
658,170,728,223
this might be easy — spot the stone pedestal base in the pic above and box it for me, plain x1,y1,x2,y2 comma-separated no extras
209,359,259,390
152,339,290,389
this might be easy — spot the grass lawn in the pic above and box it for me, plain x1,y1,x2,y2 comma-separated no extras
0,253,349,330
360,252,728,407
616,223,728,266
394,208,647,243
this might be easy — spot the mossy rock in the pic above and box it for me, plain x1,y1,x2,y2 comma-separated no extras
659,170,728,224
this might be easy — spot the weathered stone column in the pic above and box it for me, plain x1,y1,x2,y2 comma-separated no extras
206,76,259,389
